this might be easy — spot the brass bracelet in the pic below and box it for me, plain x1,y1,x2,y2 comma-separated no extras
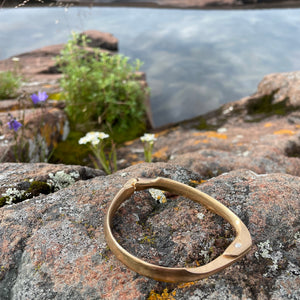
104,177,252,283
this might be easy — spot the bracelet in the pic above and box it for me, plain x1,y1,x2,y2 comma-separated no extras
104,177,252,283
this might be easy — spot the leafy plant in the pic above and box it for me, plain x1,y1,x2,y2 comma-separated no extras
0,70,22,100
56,32,148,143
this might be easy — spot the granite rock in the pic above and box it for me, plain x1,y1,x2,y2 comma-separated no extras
79,30,118,51
0,163,299,299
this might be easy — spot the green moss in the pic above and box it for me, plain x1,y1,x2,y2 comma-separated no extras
27,181,51,197
246,90,290,120
109,118,146,144
0,197,8,207
49,131,92,166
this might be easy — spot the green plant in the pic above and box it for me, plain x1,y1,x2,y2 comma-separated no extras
0,70,22,100
57,32,148,142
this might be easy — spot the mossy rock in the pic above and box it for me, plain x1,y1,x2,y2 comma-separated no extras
0,196,8,207
109,118,146,144
27,181,51,196
246,90,290,119
49,131,92,166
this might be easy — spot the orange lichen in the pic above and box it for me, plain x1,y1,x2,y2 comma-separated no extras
148,288,176,300
273,129,295,136
42,84,53,88
155,128,173,137
152,146,169,159
177,281,196,289
40,122,54,147
128,153,138,160
131,161,144,165
264,122,273,128
124,140,135,146
295,124,300,129
193,131,227,140
193,139,209,145
190,180,207,185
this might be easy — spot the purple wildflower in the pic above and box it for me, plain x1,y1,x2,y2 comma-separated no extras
31,91,48,104
7,118,22,131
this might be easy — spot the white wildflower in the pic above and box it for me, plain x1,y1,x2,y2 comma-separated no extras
79,131,109,145
11,57,20,62
140,133,157,144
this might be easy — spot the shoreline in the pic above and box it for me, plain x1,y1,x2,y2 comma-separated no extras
2,0,300,9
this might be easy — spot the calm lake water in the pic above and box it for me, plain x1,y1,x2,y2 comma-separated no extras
1,7,300,127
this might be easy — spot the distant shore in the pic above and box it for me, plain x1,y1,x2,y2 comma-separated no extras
2,0,300,9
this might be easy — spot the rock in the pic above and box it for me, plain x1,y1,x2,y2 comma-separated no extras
0,162,104,196
4,0,300,9
62,0,300,9
79,30,119,51
0,105,69,163
0,163,299,299
217,71,300,125
118,110,300,177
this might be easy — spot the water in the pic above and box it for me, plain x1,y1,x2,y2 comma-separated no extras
1,7,300,127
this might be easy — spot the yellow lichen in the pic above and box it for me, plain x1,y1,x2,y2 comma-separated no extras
273,129,295,136
131,161,144,165
177,281,196,289
193,131,227,140
155,128,174,137
128,153,138,160
148,288,176,300
193,139,209,145
152,146,169,159
190,180,207,185
124,139,135,146
264,122,273,128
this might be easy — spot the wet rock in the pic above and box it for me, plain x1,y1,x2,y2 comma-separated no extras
79,30,118,51
0,163,299,299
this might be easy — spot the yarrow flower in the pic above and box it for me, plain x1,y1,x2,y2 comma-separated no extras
7,118,22,131
140,133,157,163
140,133,157,144
31,91,48,104
78,131,109,146
78,131,115,174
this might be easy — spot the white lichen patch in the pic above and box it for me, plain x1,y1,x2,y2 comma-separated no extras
196,212,205,220
255,240,283,276
149,188,166,204
2,188,29,205
47,171,80,191
294,231,300,243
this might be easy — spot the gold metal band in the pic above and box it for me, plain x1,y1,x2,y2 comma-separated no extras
104,177,252,283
